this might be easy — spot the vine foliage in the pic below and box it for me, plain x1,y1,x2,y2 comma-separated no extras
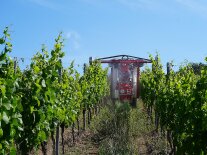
0,28,109,154
141,54,207,154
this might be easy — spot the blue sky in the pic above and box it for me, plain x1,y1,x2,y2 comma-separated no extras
2,0,207,70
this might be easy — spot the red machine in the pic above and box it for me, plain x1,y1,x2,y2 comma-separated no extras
96,55,151,106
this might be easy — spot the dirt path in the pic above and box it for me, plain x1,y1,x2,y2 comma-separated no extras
64,129,99,155
64,129,152,155
30,102,166,155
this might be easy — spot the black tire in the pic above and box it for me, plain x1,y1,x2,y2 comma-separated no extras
131,98,137,107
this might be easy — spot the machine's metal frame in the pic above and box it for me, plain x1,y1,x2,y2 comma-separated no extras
95,55,151,105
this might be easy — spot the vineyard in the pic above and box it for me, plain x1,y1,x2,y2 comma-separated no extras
141,55,207,154
0,27,109,154
1,26,207,155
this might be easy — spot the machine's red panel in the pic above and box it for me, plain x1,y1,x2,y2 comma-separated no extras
118,83,133,95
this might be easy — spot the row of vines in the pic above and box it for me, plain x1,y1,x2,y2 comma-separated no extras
0,27,109,154
141,54,207,154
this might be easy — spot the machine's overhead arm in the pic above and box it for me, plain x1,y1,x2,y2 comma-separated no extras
96,54,151,64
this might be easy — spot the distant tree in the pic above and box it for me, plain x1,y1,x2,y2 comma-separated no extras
189,62,207,75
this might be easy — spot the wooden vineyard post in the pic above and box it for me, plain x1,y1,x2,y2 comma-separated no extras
83,109,86,131
166,62,173,154
14,57,17,74
56,126,60,155
77,117,80,136
56,59,62,155
60,123,65,155
88,108,91,126
72,123,75,144
51,131,56,155
88,57,92,126
83,63,86,131
166,62,171,82
154,55,159,132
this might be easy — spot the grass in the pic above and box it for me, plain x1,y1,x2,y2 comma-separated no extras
31,99,169,155
90,99,169,155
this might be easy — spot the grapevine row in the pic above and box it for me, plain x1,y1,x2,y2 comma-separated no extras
141,54,207,154
0,28,109,154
